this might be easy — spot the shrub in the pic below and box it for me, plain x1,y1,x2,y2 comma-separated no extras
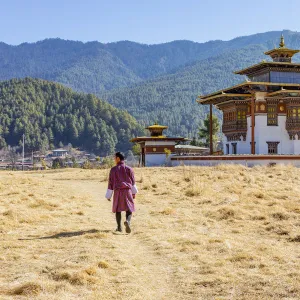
52,158,64,169
102,156,114,168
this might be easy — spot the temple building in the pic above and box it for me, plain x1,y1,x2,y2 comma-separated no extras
198,35,300,156
131,123,186,166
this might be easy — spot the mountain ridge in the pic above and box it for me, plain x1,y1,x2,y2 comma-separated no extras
1,29,300,139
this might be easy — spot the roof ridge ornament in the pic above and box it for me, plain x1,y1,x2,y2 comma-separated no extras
279,34,285,48
260,35,299,63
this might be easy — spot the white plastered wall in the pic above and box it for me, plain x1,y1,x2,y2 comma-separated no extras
145,154,169,166
222,92,294,154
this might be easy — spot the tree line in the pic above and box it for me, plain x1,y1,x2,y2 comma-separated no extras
0,78,144,155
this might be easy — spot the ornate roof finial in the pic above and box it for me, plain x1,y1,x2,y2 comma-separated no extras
279,34,285,48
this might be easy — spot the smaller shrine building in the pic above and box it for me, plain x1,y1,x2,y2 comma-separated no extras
131,123,187,166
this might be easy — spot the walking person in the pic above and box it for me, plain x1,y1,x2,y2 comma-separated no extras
105,152,138,233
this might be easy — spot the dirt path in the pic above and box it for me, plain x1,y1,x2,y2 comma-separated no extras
68,180,176,300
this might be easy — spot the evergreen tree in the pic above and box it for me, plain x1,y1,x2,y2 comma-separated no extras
0,78,143,155
198,114,220,151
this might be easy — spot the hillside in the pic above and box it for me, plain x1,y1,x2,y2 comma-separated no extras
102,44,268,137
2,30,300,137
0,78,143,155
1,166,300,299
0,40,141,94
1,30,300,93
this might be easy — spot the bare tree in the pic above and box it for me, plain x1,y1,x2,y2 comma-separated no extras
6,147,20,170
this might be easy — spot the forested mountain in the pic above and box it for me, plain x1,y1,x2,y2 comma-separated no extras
2,30,300,94
0,40,141,94
0,78,143,155
2,30,300,139
102,44,269,137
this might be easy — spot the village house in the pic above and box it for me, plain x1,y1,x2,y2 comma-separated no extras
51,149,69,157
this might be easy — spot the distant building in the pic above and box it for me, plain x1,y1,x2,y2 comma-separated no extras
175,145,209,156
131,123,187,166
52,149,68,157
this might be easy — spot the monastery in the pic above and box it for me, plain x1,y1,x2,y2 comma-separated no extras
133,36,300,166
199,35,300,156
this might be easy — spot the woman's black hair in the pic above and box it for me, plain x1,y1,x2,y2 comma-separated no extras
115,152,125,161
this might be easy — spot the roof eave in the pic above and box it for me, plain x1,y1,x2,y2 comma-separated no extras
198,82,300,105
264,49,300,55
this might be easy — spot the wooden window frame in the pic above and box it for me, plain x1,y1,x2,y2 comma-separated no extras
266,141,280,154
267,103,278,126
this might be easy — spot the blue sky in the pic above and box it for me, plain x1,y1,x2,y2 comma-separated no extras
1,0,300,45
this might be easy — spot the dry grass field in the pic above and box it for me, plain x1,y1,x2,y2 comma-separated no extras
1,165,300,299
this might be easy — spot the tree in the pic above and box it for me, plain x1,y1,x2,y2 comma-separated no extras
132,143,141,156
82,159,92,169
190,137,205,147
198,114,220,152
71,156,79,168
0,78,143,155
5,147,19,170
52,158,64,169
41,159,47,170
164,148,172,167
102,156,114,168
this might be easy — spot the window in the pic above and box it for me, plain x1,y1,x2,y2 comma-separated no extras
224,111,236,122
267,103,278,126
232,143,237,155
270,71,300,84
226,144,229,154
249,72,270,82
237,110,246,120
267,142,279,154
237,109,247,129
287,107,300,119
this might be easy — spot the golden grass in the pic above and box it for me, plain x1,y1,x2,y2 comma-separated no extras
9,282,43,296
0,165,300,299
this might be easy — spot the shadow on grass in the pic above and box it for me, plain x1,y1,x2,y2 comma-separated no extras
19,229,111,240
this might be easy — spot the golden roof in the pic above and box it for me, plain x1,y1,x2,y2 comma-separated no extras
264,34,299,58
198,82,300,104
235,61,300,75
145,122,168,130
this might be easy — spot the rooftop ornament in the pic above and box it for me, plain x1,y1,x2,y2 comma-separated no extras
279,34,285,48
145,122,168,137
264,34,300,63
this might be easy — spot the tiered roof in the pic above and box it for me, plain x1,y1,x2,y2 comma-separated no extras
198,35,300,105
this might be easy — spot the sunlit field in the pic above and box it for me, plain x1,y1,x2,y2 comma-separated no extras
1,165,300,299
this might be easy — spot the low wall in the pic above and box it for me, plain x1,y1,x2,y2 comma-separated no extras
171,155,300,167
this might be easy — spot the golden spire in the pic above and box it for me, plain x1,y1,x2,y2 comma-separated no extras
279,34,285,48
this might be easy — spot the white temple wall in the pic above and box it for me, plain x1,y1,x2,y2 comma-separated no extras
292,140,300,154
254,115,292,154
145,141,175,146
145,154,169,166
237,140,251,154
222,114,293,154
171,158,300,167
